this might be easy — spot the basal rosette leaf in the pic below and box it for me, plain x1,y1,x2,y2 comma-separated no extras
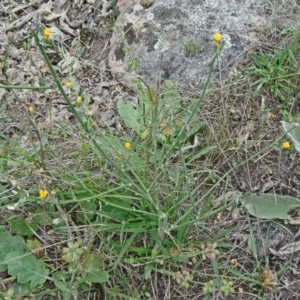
281,121,300,152
5,251,49,289
0,227,29,272
117,100,143,134
243,193,300,219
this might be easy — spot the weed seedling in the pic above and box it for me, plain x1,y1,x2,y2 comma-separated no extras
183,40,200,56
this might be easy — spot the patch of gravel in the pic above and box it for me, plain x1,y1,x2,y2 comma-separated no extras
0,0,132,140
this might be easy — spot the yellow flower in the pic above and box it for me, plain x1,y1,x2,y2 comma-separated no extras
66,81,73,88
76,96,82,105
124,142,131,150
44,28,51,39
39,189,48,199
29,106,34,113
282,141,291,149
213,33,223,45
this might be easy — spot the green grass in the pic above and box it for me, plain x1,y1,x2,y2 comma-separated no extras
245,29,300,122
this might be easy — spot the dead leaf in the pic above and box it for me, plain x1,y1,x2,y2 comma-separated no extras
162,126,173,136
269,241,300,256
212,191,242,208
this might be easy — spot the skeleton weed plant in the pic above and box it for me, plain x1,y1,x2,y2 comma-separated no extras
4,28,272,298
32,30,236,272
0,24,291,298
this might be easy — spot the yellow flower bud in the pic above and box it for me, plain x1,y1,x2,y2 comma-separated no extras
213,33,223,45
76,96,82,105
29,106,34,113
66,81,73,88
282,141,290,149
124,142,131,150
44,28,51,39
39,189,48,199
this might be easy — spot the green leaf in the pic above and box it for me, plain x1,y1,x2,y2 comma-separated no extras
186,123,205,138
77,199,98,222
281,121,300,152
141,128,149,139
160,80,181,115
26,239,43,252
252,80,267,98
168,166,180,183
9,217,38,237
0,227,29,272
250,52,268,68
243,193,300,219
85,267,109,283
0,228,48,288
117,100,143,134
33,207,55,225
188,145,217,162
5,251,49,289
54,281,69,292
144,263,154,280
82,248,103,271
96,135,122,155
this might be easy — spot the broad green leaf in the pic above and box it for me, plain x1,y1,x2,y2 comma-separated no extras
281,121,300,152
96,135,123,156
168,166,179,183
141,128,149,139
85,267,109,283
9,217,38,237
96,135,146,173
82,248,103,271
243,193,300,219
117,100,143,134
96,135,144,173
5,251,49,289
160,80,181,115
0,228,49,288
144,263,154,280
0,227,29,272
33,206,56,225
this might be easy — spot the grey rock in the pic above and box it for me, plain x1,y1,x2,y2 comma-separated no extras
255,222,286,259
109,0,268,95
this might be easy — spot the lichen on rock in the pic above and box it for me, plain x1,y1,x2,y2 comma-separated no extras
109,0,268,96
